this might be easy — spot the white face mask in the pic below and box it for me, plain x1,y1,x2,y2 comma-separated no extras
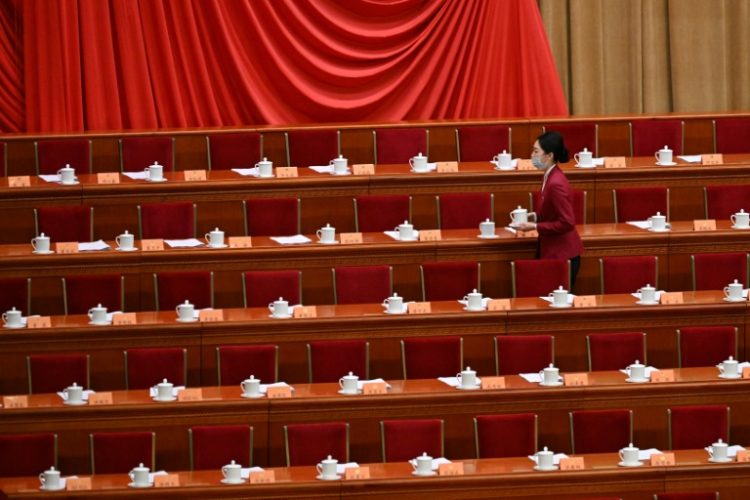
532,154,547,170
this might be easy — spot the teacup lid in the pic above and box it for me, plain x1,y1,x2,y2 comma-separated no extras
213,227,220,232
262,157,268,161
225,459,240,467
152,161,161,166
246,375,256,381
63,164,72,170
501,149,507,154
642,283,654,289
67,382,79,389
545,363,556,369
732,279,740,284
276,296,285,302
557,285,566,291
343,371,357,379
419,451,432,459
538,446,551,454
462,366,474,373
134,462,147,470
630,359,643,367
469,288,480,295
325,223,331,228
159,378,171,385
123,230,130,235
512,205,525,212
582,147,589,152
183,299,192,305
9,306,17,312
661,145,670,150
416,152,423,157
484,218,491,223
724,356,736,362
652,212,663,217
392,293,400,297
46,466,57,472
322,454,336,463
739,209,746,214
39,233,47,238
713,438,725,446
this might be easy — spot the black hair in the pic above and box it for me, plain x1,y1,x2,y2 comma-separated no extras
537,131,569,163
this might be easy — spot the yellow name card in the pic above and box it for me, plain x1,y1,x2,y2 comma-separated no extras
55,242,79,254
604,157,627,168
649,452,675,466
88,392,113,406
293,306,317,318
564,373,589,387
573,295,597,308
228,236,253,248
266,386,292,399
27,316,51,329
516,229,538,238
66,477,92,491
702,154,723,165
177,388,203,402
438,462,464,476
339,232,363,244
559,457,585,470
436,161,459,173
481,376,506,390
362,382,388,395
112,312,137,326
2,395,28,409
275,167,298,178
183,169,207,181
407,302,432,314
660,292,684,305
352,164,375,175
487,299,511,311
344,466,370,479
154,474,180,487
517,159,535,171
199,309,224,322
141,239,165,251
249,470,276,484
418,229,441,241
693,219,716,231
97,172,120,184
7,176,31,187
651,369,675,383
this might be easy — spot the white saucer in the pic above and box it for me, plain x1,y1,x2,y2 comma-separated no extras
493,166,516,171
383,308,407,315
63,400,88,406
128,482,153,488
723,297,745,303
60,181,80,186
268,314,292,319
647,228,670,233
338,389,361,396
410,170,431,174
731,225,750,230
397,237,419,242
549,303,572,308
575,164,596,169
258,174,275,179
3,324,25,329
456,384,481,391
708,457,733,463
463,306,486,312
39,485,65,491
539,381,564,387
32,250,55,255
241,392,265,399
718,373,741,380
207,244,229,249
116,247,139,252
153,396,177,402
145,178,167,183
618,461,643,467
331,171,351,176
89,321,111,326
636,300,659,305
626,377,650,383
317,240,339,245
176,318,198,323
477,234,499,239
533,465,558,472
656,161,677,166
220,478,246,485
316,474,341,481
411,471,437,477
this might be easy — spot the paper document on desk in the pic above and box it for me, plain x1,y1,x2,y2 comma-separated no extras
165,238,204,248
78,240,111,251
678,155,702,163
122,171,150,180
270,235,312,245
309,166,334,174
232,167,260,177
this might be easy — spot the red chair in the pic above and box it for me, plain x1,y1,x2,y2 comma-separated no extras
62,274,124,315
0,277,31,315
401,336,463,379
153,271,214,311
35,139,92,175
120,136,174,173
137,202,196,239
691,252,749,290
285,130,340,167
613,187,670,222
569,409,633,454
353,195,412,233
284,422,349,466
333,265,392,304
494,335,554,375
374,128,428,164
0,141,6,176
630,120,684,156
531,189,587,225
655,493,719,500
704,184,750,220
436,193,494,230
243,198,301,236
381,419,444,462
668,405,730,450
542,122,598,157
677,326,738,368
206,132,262,170
455,125,511,162
587,332,647,371
90,431,155,474
420,261,480,301
27,353,90,394
714,117,750,154
34,206,94,242
243,270,302,307
474,413,537,458
307,340,369,383
124,347,187,390
511,259,570,298
217,345,279,385
0,433,57,477
599,255,658,294
189,425,253,470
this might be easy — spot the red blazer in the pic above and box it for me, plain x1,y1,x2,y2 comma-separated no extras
536,166,583,259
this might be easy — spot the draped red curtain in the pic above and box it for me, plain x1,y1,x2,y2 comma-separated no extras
0,0,567,133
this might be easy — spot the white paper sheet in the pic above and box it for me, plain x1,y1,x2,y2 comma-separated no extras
232,167,260,177
122,171,150,180
78,240,111,251
259,382,294,394
270,235,312,245
164,238,205,248
519,373,563,384
309,166,334,174
383,230,420,241
240,466,266,478
357,379,392,390
38,174,62,183
678,155,702,163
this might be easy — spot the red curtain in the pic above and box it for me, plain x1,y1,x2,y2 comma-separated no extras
0,0,567,133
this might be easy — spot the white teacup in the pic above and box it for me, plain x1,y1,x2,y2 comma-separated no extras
144,162,164,181
723,279,743,301
638,284,656,303
176,300,195,322
31,233,51,253
222,460,242,483
64,382,83,404
457,366,477,388
493,150,512,169
731,209,749,229
619,443,640,466
382,293,404,314
719,356,739,378
649,212,666,231
463,289,483,311
479,219,495,237
241,375,261,397
2,307,22,327
708,438,729,461
255,157,273,178
549,286,569,307
396,221,414,240
156,379,173,400
510,206,528,226
626,360,646,381
316,224,336,244
539,364,559,385
316,455,338,479
535,447,554,469
116,230,135,251
268,297,289,318
409,153,428,172
39,466,61,490
339,371,359,394
129,463,150,486
330,155,348,175
204,227,225,248
57,165,76,185
412,452,433,475
88,303,108,325
574,148,593,167
655,146,673,165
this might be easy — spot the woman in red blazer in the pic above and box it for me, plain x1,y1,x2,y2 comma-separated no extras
516,131,583,286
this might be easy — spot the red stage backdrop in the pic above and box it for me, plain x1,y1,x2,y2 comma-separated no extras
0,0,567,133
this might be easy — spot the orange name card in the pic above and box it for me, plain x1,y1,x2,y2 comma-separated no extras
743,366,750,379
516,229,538,238
408,302,432,314
141,239,165,251
693,219,717,231
112,312,137,326
352,164,375,175
487,299,511,311
438,462,464,476
604,157,627,168
228,236,253,248
650,369,675,383
66,477,92,491
177,388,203,402
266,386,292,399
154,474,180,487
481,376,506,390
293,306,317,319
183,169,207,181
97,172,120,184
55,242,79,254
517,159,534,171
736,450,750,462
649,452,675,466
418,229,441,241
7,176,31,187
339,232,363,244
362,382,387,395
436,161,459,173
88,392,113,406
275,167,298,178
573,295,597,308
249,470,276,484
660,292,684,305
564,373,589,387
559,457,585,470
702,154,723,165
199,309,224,322
27,316,51,329
2,396,28,409
344,466,370,479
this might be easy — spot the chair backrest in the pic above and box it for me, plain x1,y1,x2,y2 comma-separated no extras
569,409,633,454
474,413,537,458
154,271,214,311
90,431,155,474
691,252,749,290
714,117,750,154
124,347,187,390
381,419,444,462
307,340,370,383
217,345,279,386
206,132,263,170
353,195,412,233
613,187,670,222
420,261,480,301
63,274,124,315
27,353,90,394
34,206,94,242
677,326,738,368
668,405,730,450
243,198,301,236
704,184,750,220
587,332,647,371
35,139,92,175
333,265,392,304
494,335,554,375
374,128,428,164
630,120,684,156
284,422,349,466
0,277,31,315
243,270,302,307
189,425,253,470
455,125,511,162
0,141,6,176
599,255,658,294
137,202,196,239
436,193,494,230
285,130,340,167
542,122,598,157
120,136,175,172
655,493,719,500
401,336,463,379
531,190,587,225
511,259,570,298
0,433,57,477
